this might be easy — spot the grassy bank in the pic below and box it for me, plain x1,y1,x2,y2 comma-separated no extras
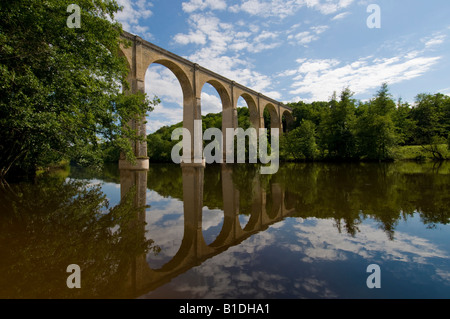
393,144,450,161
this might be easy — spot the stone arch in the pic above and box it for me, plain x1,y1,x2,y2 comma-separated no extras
281,109,295,133
238,93,259,129
199,79,233,128
118,44,132,72
198,79,232,110
207,215,235,248
145,58,197,163
151,223,196,273
117,48,131,77
150,59,194,101
117,49,136,98
198,78,233,161
263,103,280,129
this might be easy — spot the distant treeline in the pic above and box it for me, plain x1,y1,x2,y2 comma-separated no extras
282,83,450,161
143,83,450,163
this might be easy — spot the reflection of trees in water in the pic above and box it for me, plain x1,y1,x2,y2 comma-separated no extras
276,162,450,239
147,163,224,210
147,164,183,200
146,162,450,240
231,164,258,216
0,175,158,298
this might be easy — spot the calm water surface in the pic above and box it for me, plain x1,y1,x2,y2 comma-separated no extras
1,162,449,299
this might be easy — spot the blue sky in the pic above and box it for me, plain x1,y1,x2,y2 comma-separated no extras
115,0,450,133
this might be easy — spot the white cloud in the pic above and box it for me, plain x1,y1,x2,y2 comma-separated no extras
291,218,449,266
201,92,222,114
280,47,441,101
440,87,450,95
288,25,329,46
116,0,154,39
145,65,183,104
311,0,355,15
229,0,355,19
182,0,227,13
145,65,184,133
173,30,207,45
423,34,446,49
146,104,183,133
172,12,281,97
331,11,350,20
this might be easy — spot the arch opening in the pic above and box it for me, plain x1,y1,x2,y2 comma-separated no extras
145,62,187,162
263,104,279,130
145,60,193,132
145,192,185,271
199,80,233,163
282,110,295,133
237,94,259,130
200,82,223,126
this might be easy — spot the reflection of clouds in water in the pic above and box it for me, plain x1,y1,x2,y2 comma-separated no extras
144,191,227,268
239,214,250,229
145,191,185,269
143,215,450,298
202,209,223,231
435,269,450,282
289,217,450,289
296,277,338,298
151,227,338,299
202,209,224,245
100,182,121,208
292,218,448,266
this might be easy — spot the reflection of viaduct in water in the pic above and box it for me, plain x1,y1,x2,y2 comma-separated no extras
120,165,295,297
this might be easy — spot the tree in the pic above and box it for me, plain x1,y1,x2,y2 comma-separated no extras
0,174,158,298
392,98,416,146
0,0,157,179
321,87,357,159
282,120,317,161
356,83,398,160
411,93,449,160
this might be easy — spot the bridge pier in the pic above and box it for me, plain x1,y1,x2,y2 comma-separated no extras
119,36,149,170
119,168,148,295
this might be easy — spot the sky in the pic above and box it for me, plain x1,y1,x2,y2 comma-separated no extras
114,0,450,133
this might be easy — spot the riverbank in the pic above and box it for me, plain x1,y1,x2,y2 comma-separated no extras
393,144,450,161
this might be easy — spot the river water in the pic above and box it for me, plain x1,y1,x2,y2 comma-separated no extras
1,162,449,299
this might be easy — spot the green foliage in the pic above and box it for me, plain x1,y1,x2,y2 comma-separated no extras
281,120,317,161
0,0,157,179
286,84,450,162
355,83,398,160
410,93,450,160
147,107,253,162
411,93,450,143
146,162,450,239
320,88,357,159
0,174,158,298
275,162,450,238
148,84,449,164
392,99,416,145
